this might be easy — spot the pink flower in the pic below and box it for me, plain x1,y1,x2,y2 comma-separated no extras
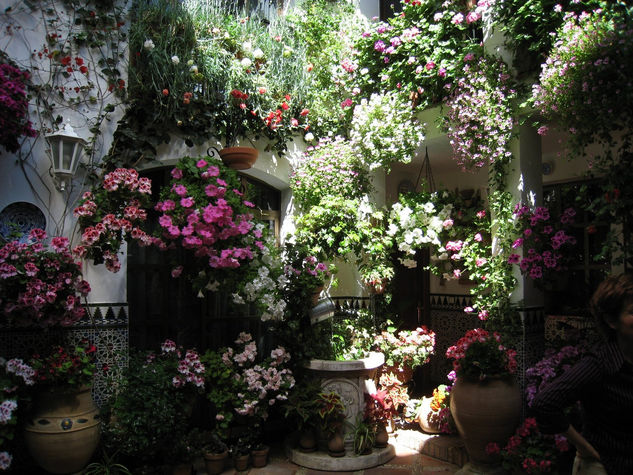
196,159,207,168
438,67,447,77
425,61,435,70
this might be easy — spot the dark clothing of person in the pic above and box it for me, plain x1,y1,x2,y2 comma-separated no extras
531,340,633,475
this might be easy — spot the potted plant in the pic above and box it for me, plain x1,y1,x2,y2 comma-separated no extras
101,340,205,472
409,384,455,435
24,339,100,474
0,228,91,328
230,436,250,471
314,391,347,457
373,326,436,383
282,378,321,452
445,328,522,472
0,357,35,471
352,417,375,455
200,431,229,475
364,390,396,447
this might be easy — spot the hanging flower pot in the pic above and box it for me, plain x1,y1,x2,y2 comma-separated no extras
218,146,258,170
24,385,100,474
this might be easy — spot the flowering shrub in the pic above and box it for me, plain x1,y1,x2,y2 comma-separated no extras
0,56,38,153
532,6,633,153
429,384,454,434
29,339,97,389
203,332,294,438
74,168,153,272
508,204,577,282
349,90,425,171
525,343,589,407
346,0,487,109
442,53,516,171
373,326,435,370
1,357,35,471
486,417,571,474
290,136,371,211
446,328,517,381
284,251,331,294
0,229,91,327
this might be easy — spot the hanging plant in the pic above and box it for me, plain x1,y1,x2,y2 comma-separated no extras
531,5,633,153
442,53,516,172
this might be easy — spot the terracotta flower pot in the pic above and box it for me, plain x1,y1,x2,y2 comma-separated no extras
218,146,258,170
298,429,317,452
233,453,250,471
450,376,522,469
416,396,442,434
374,422,389,448
327,430,346,457
203,450,228,475
250,445,269,468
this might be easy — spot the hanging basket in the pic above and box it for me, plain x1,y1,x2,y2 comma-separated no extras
218,146,258,170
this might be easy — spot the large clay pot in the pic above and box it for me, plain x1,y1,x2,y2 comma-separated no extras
450,376,522,469
203,450,228,475
24,385,100,474
218,146,258,170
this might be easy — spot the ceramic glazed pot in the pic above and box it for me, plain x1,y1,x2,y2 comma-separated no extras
218,146,258,170
203,450,228,475
450,376,522,469
24,385,100,474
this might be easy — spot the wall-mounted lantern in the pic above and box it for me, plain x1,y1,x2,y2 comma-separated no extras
46,122,86,191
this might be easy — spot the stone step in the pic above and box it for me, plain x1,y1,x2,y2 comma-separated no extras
392,429,469,468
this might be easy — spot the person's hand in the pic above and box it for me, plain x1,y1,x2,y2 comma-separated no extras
565,425,601,460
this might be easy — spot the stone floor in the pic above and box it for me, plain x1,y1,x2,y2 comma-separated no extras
193,430,465,474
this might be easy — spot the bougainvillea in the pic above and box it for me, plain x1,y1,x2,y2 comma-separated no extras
74,168,153,272
0,229,90,327
0,58,37,153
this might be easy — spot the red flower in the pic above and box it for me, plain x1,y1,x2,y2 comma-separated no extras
300,108,309,116
162,89,169,96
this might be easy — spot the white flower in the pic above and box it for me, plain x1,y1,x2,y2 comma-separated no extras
400,258,417,268
206,281,220,292
242,41,253,52
143,39,155,50
241,57,252,68
304,132,314,141
171,55,180,64
253,48,264,59
187,59,194,66
189,64,198,74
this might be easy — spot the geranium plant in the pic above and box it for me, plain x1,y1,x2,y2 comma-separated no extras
1,357,35,471
486,417,571,474
446,328,518,381
349,90,425,171
203,332,295,438
0,53,38,153
508,203,577,283
373,326,436,371
74,168,153,272
0,229,91,327
153,156,273,299
29,339,97,390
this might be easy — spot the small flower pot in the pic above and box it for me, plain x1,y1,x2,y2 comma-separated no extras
233,453,249,471
203,450,228,475
250,445,269,468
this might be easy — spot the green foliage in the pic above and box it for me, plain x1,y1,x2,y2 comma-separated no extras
352,417,376,455
290,136,371,211
29,339,97,390
314,391,346,437
101,348,194,468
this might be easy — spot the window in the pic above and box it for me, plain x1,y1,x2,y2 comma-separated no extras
542,180,610,315
380,0,402,21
